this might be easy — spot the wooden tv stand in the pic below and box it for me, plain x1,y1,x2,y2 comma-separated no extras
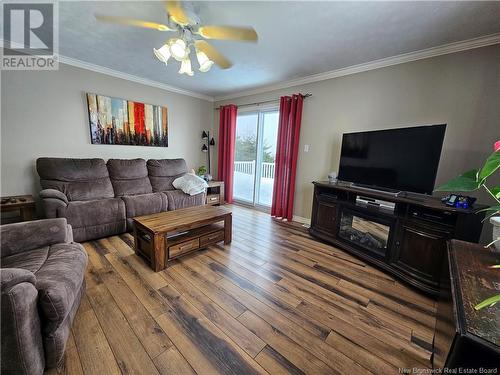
309,181,485,295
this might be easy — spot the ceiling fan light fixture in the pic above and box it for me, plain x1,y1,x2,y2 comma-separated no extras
178,57,194,76
169,38,189,61
153,44,171,64
196,51,214,72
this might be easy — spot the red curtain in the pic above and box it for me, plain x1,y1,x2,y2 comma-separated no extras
271,94,304,221
218,104,238,203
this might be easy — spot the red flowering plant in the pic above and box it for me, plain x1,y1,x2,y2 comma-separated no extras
435,140,500,310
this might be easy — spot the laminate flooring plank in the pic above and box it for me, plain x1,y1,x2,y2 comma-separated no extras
161,268,266,358
155,284,268,375
85,283,160,374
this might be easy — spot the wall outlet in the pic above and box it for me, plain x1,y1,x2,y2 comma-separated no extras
304,144,310,152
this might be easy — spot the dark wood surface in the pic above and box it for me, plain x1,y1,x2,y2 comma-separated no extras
135,205,231,234
313,181,487,214
309,182,485,294
450,240,499,346
47,205,438,375
433,240,500,370
0,194,36,221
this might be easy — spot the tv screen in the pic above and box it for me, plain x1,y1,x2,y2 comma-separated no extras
338,124,446,194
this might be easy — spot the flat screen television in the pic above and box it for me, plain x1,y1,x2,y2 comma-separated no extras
338,124,446,194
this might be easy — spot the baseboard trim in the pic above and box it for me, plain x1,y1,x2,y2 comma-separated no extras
292,215,311,226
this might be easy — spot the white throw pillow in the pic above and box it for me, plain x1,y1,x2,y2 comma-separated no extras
173,174,208,196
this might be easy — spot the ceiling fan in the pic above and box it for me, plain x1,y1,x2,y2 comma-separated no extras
95,1,258,76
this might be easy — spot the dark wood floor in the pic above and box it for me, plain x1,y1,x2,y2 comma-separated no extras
47,204,437,375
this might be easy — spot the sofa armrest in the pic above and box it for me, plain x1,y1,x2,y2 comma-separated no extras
0,268,36,292
39,189,68,219
39,189,68,204
1,268,45,375
1,218,70,257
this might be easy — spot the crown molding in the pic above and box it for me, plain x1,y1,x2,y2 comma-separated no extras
214,33,500,102
1,39,213,101
58,56,214,102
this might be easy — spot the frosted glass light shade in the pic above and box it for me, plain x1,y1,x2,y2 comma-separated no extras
178,58,194,76
169,38,189,61
196,51,214,72
153,44,171,64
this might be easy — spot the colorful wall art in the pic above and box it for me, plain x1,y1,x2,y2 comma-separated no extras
86,93,168,147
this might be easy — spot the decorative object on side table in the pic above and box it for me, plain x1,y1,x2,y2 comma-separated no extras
206,181,225,206
0,195,35,222
196,165,209,181
201,130,215,180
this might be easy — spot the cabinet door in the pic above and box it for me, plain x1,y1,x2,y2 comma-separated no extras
314,201,338,234
392,223,451,285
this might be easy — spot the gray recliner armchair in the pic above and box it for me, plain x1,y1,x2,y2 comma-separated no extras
0,218,88,375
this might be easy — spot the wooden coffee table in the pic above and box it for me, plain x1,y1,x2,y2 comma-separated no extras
133,205,232,271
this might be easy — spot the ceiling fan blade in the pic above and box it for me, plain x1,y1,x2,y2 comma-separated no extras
195,40,232,69
165,1,193,26
95,14,172,31
197,26,257,42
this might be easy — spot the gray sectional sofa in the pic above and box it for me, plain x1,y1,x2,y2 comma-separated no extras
36,158,204,242
1,218,87,375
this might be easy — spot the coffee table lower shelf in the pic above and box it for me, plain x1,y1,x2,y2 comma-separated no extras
134,221,231,271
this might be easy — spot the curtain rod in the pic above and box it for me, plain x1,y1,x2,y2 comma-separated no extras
214,93,312,110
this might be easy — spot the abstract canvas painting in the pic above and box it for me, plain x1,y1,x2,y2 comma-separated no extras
86,93,168,147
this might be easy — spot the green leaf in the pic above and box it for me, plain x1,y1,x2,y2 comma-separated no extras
490,187,500,199
462,169,479,179
490,265,500,269
478,151,500,182
474,294,500,310
435,169,481,192
476,205,500,213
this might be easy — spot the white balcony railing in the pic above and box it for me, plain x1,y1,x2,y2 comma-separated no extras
234,160,275,179
261,162,275,179
234,160,255,175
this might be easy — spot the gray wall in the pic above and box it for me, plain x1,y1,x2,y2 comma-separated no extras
215,45,500,235
1,63,213,197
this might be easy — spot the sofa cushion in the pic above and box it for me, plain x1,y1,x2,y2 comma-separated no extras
65,198,126,229
34,243,87,334
107,159,153,196
147,159,188,192
72,222,126,243
122,193,167,219
164,190,205,211
2,247,49,274
37,158,114,201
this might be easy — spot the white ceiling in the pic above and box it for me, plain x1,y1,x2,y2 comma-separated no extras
58,1,500,98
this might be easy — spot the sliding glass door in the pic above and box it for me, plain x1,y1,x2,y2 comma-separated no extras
233,109,279,207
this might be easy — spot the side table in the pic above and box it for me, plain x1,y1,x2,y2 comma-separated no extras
1,195,36,222
206,181,225,206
